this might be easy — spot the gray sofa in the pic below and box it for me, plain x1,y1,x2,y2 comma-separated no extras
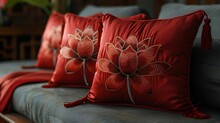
1,4,220,123
0,60,219,123
159,3,220,110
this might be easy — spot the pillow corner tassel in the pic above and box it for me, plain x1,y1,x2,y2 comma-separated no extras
64,96,87,108
182,107,211,119
42,81,57,88
200,14,212,50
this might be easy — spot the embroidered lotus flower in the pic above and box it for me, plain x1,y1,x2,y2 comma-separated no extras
42,25,62,50
50,25,62,49
60,26,99,86
98,35,170,104
42,25,62,66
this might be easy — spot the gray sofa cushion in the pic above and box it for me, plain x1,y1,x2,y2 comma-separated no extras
12,83,220,123
0,61,219,122
79,5,143,17
191,38,220,108
158,3,220,39
0,60,38,77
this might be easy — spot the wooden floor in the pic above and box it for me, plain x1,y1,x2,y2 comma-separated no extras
0,116,9,123
4,113,32,123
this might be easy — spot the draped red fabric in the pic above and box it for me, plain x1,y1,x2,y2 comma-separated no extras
65,10,211,119
0,71,53,113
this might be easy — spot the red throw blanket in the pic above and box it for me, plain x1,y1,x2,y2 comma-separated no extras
0,71,53,113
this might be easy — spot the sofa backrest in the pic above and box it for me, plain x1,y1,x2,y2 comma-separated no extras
79,5,145,18
158,3,220,39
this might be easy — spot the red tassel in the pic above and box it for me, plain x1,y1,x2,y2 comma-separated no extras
42,81,57,88
42,84,56,88
182,107,211,119
201,14,212,49
64,97,87,108
21,65,37,69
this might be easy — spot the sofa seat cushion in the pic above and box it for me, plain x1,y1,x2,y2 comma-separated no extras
0,60,37,77
12,83,220,123
0,60,219,122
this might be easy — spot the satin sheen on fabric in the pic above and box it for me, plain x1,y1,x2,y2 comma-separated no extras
36,11,65,69
43,13,103,88
65,10,211,119
43,13,147,88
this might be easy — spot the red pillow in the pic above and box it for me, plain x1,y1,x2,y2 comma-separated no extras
65,10,211,119
42,13,102,88
124,13,148,20
34,12,103,69
36,11,64,69
43,13,148,88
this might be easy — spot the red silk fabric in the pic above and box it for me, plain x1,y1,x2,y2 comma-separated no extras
44,13,103,88
36,11,65,69
29,12,104,69
81,10,210,118
0,71,53,113
44,13,147,88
